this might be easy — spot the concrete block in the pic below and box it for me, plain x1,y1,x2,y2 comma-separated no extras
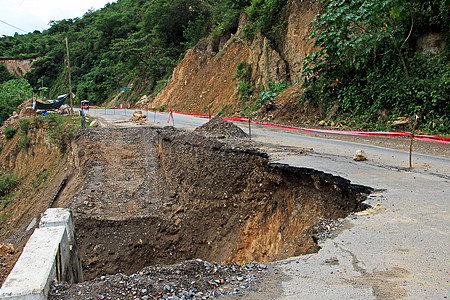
39,208,75,243
0,226,68,300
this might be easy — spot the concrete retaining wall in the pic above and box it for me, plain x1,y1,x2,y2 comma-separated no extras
0,208,83,299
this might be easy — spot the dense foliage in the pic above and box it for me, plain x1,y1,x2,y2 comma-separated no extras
0,0,285,107
0,78,32,120
300,0,450,133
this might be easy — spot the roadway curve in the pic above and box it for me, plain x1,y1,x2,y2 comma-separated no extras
86,108,449,299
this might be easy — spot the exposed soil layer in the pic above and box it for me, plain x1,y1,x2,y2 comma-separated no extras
61,125,369,286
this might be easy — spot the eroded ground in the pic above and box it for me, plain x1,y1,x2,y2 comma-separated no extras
45,118,371,299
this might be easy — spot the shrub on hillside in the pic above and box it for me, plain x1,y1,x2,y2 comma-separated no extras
4,127,17,139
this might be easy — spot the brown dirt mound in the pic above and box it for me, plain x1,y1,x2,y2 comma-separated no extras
194,116,248,139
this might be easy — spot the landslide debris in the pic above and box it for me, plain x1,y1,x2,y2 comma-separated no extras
194,116,248,139
49,259,271,300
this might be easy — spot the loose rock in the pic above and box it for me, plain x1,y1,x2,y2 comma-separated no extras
353,149,367,161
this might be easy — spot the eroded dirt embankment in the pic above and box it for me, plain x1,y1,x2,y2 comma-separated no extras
66,126,369,281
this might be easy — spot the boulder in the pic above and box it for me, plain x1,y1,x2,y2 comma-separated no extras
58,104,71,115
130,111,147,122
353,149,367,161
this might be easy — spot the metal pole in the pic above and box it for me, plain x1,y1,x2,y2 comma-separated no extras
248,117,252,140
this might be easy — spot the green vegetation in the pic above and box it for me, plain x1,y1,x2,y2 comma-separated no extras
4,127,17,139
0,78,32,121
235,61,254,103
31,170,50,189
217,103,233,117
0,173,19,209
0,64,16,83
1,0,448,134
40,114,78,152
0,0,288,107
0,173,19,198
244,0,288,49
251,81,288,111
18,118,31,149
300,0,450,133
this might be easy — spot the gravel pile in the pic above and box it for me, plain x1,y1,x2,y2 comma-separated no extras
194,117,248,139
49,259,269,299
311,217,347,240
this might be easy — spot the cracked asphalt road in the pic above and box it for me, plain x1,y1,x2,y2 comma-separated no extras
86,109,449,299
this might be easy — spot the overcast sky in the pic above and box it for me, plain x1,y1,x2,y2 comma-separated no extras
0,0,114,36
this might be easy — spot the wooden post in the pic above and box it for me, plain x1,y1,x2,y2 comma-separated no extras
248,116,252,140
171,110,175,127
65,38,73,114
409,115,419,169
208,106,211,119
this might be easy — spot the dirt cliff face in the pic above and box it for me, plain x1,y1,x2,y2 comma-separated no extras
149,0,318,118
0,58,38,77
281,0,318,83
149,40,250,115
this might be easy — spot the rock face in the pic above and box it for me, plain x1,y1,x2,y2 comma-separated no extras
280,0,318,82
416,32,446,54
150,39,250,115
150,0,318,116
0,58,38,77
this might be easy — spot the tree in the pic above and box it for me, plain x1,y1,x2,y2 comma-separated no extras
0,78,32,120
301,0,415,89
299,0,450,133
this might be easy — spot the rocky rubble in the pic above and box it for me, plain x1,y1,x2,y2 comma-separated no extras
130,111,148,122
311,218,347,240
49,259,270,300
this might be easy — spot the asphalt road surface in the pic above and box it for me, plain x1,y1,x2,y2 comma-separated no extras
85,108,449,299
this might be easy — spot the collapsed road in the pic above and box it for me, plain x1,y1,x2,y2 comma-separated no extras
52,111,449,299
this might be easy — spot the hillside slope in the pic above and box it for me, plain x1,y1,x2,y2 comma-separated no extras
145,0,317,120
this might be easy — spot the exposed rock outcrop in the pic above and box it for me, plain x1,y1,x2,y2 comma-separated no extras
0,58,39,77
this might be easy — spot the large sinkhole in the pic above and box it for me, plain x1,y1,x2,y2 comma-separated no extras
68,126,370,281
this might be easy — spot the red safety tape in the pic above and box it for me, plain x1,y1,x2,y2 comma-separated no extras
85,106,450,144
173,111,211,118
